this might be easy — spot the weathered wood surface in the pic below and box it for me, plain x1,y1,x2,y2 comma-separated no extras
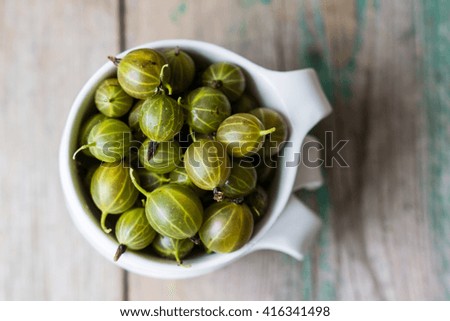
0,0,448,300
0,0,124,300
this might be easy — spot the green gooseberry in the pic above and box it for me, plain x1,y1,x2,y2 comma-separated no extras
128,100,144,132
185,87,231,134
255,156,277,186
82,163,99,188
95,78,134,117
199,201,254,253
184,138,231,193
216,113,275,158
163,47,196,94
78,113,107,157
221,163,257,198
231,93,258,114
201,62,246,102
90,162,139,233
130,170,204,239
250,108,288,157
246,185,268,222
112,48,168,99
73,118,132,162
139,93,184,142
136,168,171,192
152,234,194,265
114,207,157,261
169,166,191,186
128,100,148,142
169,165,205,195
138,139,181,174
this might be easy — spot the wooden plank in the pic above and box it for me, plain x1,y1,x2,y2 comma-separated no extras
418,0,450,299
309,0,443,299
296,0,339,300
125,0,312,300
0,0,124,300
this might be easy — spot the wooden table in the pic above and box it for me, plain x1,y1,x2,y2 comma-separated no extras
1,0,448,300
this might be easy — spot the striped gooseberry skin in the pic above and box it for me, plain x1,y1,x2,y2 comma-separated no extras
87,119,132,162
163,47,196,94
231,93,258,114
127,100,147,142
78,113,107,157
136,169,170,192
250,108,288,157
94,78,133,117
151,234,194,264
139,94,184,142
199,201,254,253
201,62,246,102
184,138,231,191
186,87,231,134
138,139,182,174
169,165,205,195
115,207,156,251
216,113,271,158
90,162,139,232
128,100,144,132
83,164,98,188
145,184,203,239
117,48,167,99
246,185,268,222
221,164,257,198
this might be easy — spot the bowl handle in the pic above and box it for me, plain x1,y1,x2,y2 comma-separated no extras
262,68,332,135
250,135,324,260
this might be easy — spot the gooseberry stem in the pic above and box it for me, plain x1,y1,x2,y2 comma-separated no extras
161,177,172,183
177,97,190,111
259,126,276,137
107,56,121,66
114,244,127,262
175,249,182,266
159,64,173,95
129,168,151,197
101,211,112,234
189,126,197,142
252,205,262,218
72,142,95,160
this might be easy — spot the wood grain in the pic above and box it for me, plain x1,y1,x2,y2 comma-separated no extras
301,0,447,299
419,0,450,299
0,0,448,300
0,0,124,300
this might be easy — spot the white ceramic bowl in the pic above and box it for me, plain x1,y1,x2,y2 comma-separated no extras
59,39,331,279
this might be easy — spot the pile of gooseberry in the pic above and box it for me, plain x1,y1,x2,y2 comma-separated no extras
73,47,288,265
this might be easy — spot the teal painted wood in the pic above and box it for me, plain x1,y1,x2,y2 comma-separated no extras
297,1,337,301
420,0,450,299
297,0,448,300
